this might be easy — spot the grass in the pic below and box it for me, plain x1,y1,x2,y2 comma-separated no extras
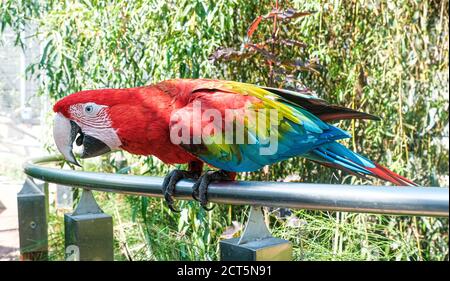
45,190,449,261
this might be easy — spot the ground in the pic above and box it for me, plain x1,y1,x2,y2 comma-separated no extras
0,176,22,260
0,116,46,260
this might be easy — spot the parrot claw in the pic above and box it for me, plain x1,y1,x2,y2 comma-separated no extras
191,170,232,211
162,169,199,212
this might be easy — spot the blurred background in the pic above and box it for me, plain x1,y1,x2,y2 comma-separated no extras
0,0,448,261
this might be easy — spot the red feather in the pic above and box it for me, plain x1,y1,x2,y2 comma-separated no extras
366,162,418,186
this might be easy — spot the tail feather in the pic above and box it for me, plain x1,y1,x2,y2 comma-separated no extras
310,160,370,180
305,142,418,186
366,162,418,186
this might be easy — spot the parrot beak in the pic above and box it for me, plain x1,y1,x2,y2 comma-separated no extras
53,113,111,166
53,113,82,167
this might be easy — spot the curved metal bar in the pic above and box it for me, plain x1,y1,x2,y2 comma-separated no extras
23,156,449,217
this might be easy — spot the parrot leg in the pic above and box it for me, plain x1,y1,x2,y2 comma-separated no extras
162,161,203,212
192,170,236,210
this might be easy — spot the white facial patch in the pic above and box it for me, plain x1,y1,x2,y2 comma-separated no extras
79,125,122,150
69,103,122,150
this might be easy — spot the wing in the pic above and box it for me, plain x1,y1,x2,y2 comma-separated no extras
191,80,380,122
169,80,351,172
260,86,380,122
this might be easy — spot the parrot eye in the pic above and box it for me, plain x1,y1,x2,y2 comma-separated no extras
85,104,94,114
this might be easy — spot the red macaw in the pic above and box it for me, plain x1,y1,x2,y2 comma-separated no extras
53,79,417,211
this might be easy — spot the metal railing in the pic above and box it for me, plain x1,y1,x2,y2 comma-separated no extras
18,155,449,261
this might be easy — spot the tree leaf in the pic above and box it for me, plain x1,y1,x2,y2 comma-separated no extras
264,8,314,21
209,47,254,62
246,15,262,39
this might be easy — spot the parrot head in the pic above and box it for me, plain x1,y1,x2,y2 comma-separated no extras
52,89,127,166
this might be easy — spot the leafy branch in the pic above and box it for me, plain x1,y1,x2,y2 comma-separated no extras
210,2,319,87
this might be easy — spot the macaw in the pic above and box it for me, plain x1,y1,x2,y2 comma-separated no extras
53,79,417,211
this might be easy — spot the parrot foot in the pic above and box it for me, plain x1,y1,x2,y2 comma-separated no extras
192,170,234,211
162,169,200,212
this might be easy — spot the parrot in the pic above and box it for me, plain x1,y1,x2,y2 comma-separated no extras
53,79,417,211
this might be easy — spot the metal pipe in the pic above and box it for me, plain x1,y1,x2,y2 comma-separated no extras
23,156,449,217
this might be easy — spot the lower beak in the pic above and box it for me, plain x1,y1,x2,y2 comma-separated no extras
53,113,111,166
79,134,111,159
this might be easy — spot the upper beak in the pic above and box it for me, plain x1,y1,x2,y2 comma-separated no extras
53,113,112,167
53,113,81,167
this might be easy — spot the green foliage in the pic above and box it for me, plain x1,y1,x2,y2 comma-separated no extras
1,0,448,260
